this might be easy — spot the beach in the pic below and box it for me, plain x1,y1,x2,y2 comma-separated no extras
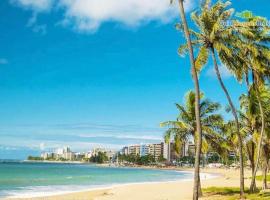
6,168,253,200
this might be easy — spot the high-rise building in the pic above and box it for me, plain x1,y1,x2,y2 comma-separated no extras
63,152,75,160
161,142,170,160
161,142,187,162
121,141,187,163
128,145,140,155
148,143,162,161
121,146,129,155
140,144,149,156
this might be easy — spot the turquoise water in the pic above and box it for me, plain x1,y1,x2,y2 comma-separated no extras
0,161,193,198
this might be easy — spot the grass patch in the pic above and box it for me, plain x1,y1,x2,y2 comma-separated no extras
202,187,270,200
256,175,270,181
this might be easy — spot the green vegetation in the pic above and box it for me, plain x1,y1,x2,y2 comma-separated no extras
202,187,270,200
90,152,109,164
118,154,156,165
27,156,44,161
256,175,270,182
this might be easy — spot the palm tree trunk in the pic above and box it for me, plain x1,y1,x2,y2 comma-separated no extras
250,87,265,192
211,48,245,199
246,142,255,180
177,1,202,199
262,164,268,190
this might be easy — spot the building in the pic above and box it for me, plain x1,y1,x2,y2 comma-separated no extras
85,151,93,159
161,142,170,160
123,143,168,161
55,148,64,155
140,144,149,157
148,143,162,161
63,151,75,160
161,142,187,163
53,146,75,160
119,141,188,163
121,146,129,155
75,152,85,160
105,150,116,161
41,152,51,159
187,143,196,157
128,145,140,156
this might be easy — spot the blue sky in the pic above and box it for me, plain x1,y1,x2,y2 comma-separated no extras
0,0,268,159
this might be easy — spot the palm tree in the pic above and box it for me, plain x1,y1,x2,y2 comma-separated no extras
177,1,255,197
235,16,270,192
161,91,227,191
239,95,257,180
171,1,203,199
240,85,270,191
239,87,263,190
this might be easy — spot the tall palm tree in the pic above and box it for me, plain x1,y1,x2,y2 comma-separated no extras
241,85,270,191
177,1,256,197
161,91,227,188
171,1,203,199
161,91,225,146
236,16,270,192
239,93,258,180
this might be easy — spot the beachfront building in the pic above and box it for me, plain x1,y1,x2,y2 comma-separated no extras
51,146,75,160
85,151,93,159
121,146,129,155
41,152,51,159
92,148,117,161
105,150,117,161
148,143,162,161
128,145,140,156
121,142,187,162
63,151,75,160
162,142,170,160
187,143,196,157
119,141,197,164
74,152,85,160
161,142,187,163
140,144,149,156
139,143,162,160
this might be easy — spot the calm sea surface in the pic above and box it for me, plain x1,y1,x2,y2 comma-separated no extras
0,161,193,198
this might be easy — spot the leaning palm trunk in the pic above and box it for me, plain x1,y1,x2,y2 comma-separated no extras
177,1,202,199
250,87,265,192
211,48,245,198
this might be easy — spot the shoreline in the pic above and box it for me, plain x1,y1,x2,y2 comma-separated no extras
22,160,86,164
5,168,253,200
4,169,220,200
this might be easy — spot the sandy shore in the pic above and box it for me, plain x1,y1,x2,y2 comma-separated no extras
6,168,255,200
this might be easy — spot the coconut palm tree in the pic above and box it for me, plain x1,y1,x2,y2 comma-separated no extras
170,1,203,199
235,16,270,192
161,91,227,171
241,85,270,191
239,95,258,179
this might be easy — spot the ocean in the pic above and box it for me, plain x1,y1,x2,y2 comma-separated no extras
0,161,194,198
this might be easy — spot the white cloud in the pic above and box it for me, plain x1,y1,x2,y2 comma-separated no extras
79,134,162,141
10,0,54,11
0,58,8,65
206,64,232,79
59,0,193,32
11,0,195,32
